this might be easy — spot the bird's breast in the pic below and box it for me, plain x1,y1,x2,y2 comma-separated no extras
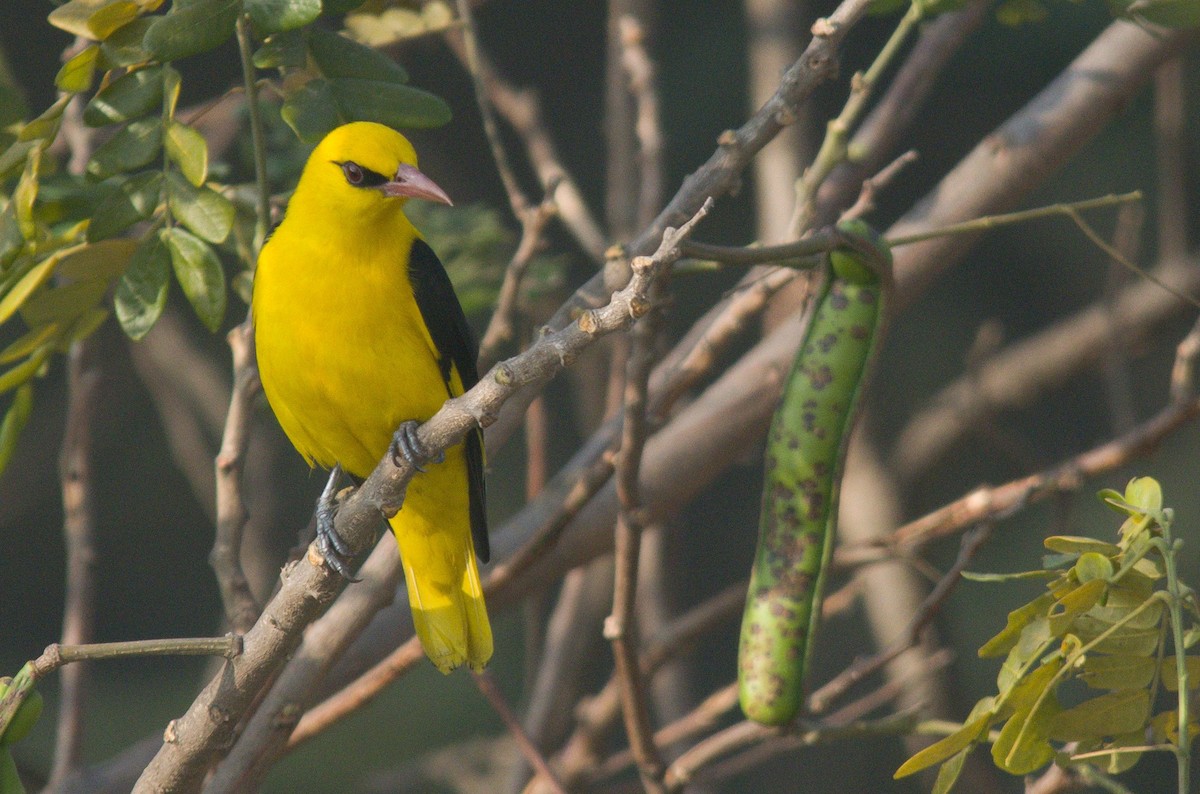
254,227,451,477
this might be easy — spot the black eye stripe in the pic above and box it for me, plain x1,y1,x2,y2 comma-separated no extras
335,161,390,188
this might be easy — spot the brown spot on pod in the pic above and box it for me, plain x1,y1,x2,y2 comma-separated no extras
850,324,869,340
810,365,833,390
816,332,839,353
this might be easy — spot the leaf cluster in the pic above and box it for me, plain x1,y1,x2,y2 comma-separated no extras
896,477,1200,793
0,0,462,477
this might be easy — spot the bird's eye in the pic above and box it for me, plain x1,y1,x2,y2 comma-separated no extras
341,162,365,186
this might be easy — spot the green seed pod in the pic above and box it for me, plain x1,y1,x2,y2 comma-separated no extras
738,224,889,726
0,680,43,747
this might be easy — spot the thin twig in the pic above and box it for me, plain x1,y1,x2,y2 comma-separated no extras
285,637,424,748
886,394,1200,553
605,283,666,791
50,331,104,788
473,671,568,794
662,712,918,791
48,62,101,788
210,320,261,633
619,14,663,232
1153,56,1187,263
559,583,745,787
235,15,270,253
444,30,607,263
808,524,993,714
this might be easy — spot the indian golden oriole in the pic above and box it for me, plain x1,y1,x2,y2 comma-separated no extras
252,121,492,673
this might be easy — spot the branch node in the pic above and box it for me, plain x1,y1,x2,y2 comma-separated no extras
602,615,622,641
717,129,738,149
578,309,603,335
811,17,836,37
494,363,515,385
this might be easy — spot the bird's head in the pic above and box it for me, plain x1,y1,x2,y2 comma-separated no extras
293,122,452,221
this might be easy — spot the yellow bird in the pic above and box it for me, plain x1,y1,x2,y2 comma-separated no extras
252,122,492,673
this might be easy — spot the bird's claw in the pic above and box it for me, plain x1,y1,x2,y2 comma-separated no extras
390,420,444,472
316,465,361,582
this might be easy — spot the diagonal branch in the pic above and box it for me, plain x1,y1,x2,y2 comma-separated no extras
131,200,714,794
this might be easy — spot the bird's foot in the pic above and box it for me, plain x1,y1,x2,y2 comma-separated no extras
389,420,444,472
316,465,360,581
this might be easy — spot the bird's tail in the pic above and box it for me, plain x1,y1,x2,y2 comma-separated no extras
390,511,493,673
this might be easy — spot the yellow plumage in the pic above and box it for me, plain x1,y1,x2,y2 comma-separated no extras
252,122,492,673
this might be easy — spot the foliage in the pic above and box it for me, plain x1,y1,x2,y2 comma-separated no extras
0,0,475,478
896,477,1200,792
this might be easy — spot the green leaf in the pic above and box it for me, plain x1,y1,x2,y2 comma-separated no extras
993,660,1061,775
19,95,71,143
0,207,24,272
162,64,181,120
100,18,155,68
0,325,58,365
164,121,208,186
1043,536,1121,557
1124,476,1163,512
930,747,969,794
48,0,139,39
0,250,69,326
980,593,1054,659
330,78,451,129
1079,654,1156,690
86,171,163,242
997,616,1054,694
252,31,307,69
87,117,163,179
1074,552,1114,583
0,382,34,475
0,347,51,394
245,0,322,33
166,172,232,243
53,239,138,285
1048,689,1150,742
280,79,342,143
144,0,239,62
1160,656,1200,692
13,148,40,240
20,280,109,330
87,0,145,38
1048,578,1106,636
162,227,225,331
1101,730,1146,774
0,141,37,182
894,711,992,778
307,28,409,83
84,66,163,126
55,45,99,94
0,746,23,794
115,233,170,339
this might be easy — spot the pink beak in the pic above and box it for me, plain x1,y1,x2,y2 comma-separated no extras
381,163,453,206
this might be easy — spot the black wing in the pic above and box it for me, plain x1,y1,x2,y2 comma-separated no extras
407,238,489,563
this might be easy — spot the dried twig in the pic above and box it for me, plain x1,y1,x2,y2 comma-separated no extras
473,671,568,794
210,320,261,633
444,29,607,263
605,279,666,791
51,331,105,788
49,65,102,789
808,524,993,714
